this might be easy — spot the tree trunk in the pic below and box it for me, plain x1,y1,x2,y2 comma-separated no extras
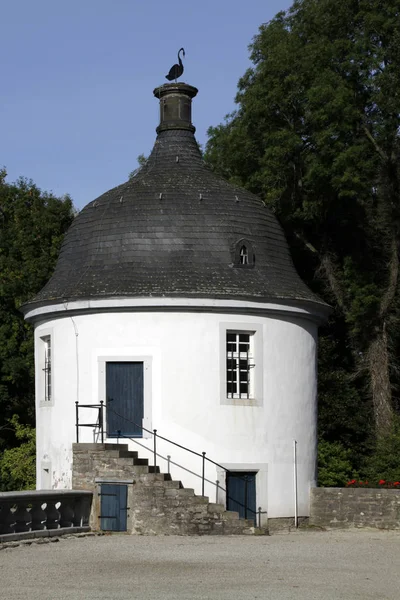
367,323,393,438
368,233,399,438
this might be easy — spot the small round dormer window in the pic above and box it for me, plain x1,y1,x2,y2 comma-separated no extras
234,239,255,268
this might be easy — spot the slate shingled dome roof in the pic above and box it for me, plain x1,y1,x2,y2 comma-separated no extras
25,83,327,313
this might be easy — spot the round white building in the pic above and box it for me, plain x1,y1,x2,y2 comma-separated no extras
23,82,329,527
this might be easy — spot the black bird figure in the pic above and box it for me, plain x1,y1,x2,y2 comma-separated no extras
166,48,185,82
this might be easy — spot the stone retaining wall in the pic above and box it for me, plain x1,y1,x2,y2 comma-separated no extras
310,487,400,529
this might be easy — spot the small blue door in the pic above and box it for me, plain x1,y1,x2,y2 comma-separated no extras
226,472,257,524
106,362,144,437
100,484,128,531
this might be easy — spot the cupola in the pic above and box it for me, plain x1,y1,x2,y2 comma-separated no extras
22,82,328,320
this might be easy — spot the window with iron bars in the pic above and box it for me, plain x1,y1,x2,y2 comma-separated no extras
42,335,52,402
226,332,255,399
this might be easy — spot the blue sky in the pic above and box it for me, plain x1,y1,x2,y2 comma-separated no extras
1,0,291,209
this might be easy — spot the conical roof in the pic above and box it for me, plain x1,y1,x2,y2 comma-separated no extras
23,83,328,317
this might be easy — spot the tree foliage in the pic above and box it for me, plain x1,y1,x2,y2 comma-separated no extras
0,415,35,491
0,168,74,487
129,154,148,180
317,440,355,487
205,0,400,453
365,415,400,483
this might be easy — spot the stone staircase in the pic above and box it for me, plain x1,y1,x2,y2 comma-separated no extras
72,443,258,535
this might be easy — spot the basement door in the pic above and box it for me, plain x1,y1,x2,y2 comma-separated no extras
106,362,144,437
100,484,128,531
226,471,257,524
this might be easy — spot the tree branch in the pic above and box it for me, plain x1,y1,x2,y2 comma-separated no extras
293,231,318,255
293,232,346,310
320,253,346,311
362,123,388,162
380,234,399,318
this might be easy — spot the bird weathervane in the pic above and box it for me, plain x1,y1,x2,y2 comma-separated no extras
166,48,185,82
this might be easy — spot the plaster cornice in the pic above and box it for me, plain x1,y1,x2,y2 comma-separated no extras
23,296,330,325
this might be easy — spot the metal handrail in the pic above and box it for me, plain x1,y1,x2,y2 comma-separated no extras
107,407,263,522
104,405,248,481
75,401,104,444
75,402,266,525
120,430,263,523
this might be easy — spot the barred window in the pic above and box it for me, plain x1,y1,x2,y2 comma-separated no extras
42,336,52,402
226,332,255,399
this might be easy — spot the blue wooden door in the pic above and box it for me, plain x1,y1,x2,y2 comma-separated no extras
226,472,257,524
106,362,144,437
100,484,128,531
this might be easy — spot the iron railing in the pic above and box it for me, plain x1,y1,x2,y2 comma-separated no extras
75,402,266,526
75,401,104,444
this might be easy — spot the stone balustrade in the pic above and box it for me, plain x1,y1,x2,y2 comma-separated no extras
0,490,93,539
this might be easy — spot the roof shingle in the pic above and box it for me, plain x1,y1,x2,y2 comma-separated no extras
23,83,328,315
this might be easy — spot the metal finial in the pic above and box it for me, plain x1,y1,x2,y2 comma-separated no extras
166,48,185,82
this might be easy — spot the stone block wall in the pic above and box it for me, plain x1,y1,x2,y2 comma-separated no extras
72,443,257,535
310,487,400,530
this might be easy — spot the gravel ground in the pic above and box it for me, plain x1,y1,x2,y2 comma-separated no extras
0,530,399,600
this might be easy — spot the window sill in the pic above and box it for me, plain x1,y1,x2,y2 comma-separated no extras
221,397,262,407
39,400,54,408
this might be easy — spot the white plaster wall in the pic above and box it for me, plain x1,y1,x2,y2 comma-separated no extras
34,309,318,520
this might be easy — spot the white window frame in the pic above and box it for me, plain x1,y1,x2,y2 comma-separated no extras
43,336,52,402
219,323,263,406
37,329,54,407
226,332,255,399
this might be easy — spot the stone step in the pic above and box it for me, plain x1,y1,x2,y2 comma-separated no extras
118,450,139,459
148,466,160,474
94,464,149,476
207,503,226,514
161,495,210,508
73,443,130,454
139,473,177,483
115,457,140,466
228,518,255,531
133,458,149,466
136,471,174,481
105,443,129,451
244,519,256,528
219,522,255,535
220,510,240,520
72,444,259,536
177,488,195,497
163,480,181,489
73,443,124,453
92,450,126,458
193,495,210,503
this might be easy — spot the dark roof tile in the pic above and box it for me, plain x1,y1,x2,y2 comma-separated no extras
23,84,328,315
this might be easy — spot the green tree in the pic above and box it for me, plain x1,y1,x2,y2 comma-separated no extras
0,415,36,491
365,415,400,483
205,0,400,440
0,168,74,484
129,154,148,179
318,440,355,487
